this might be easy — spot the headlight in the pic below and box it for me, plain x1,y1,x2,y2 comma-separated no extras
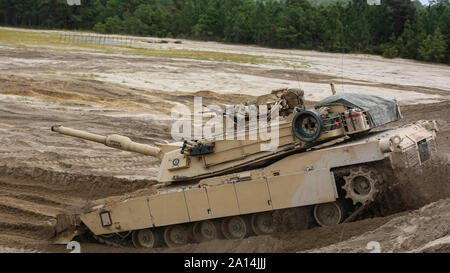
99,211,112,227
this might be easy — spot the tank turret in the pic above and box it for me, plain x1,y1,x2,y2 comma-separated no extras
52,90,385,183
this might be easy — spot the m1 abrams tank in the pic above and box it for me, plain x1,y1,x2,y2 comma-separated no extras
51,89,439,248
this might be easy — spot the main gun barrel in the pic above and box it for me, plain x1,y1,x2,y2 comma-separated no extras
51,125,162,160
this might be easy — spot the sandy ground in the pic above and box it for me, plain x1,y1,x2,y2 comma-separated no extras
309,198,450,253
1,27,449,104
0,28,449,253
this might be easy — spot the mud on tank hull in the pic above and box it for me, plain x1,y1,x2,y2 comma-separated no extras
54,120,439,248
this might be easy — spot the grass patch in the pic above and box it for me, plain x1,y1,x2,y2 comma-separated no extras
43,71,103,79
0,29,120,52
277,60,311,69
0,28,281,66
0,29,60,45
128,48,267,64
61,73,104,79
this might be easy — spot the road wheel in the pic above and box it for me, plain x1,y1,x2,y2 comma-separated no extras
251,212,275,235
221,216,249,240
292,110,323,142
164,225,189,248
192,220,220,242
132,228,161,248
313,202,345,227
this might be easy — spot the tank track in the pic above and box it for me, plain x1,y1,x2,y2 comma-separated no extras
89,207,375,249
93,233,132,248
90,208,313,249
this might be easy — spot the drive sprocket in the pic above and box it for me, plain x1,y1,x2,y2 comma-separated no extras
342,166,381,205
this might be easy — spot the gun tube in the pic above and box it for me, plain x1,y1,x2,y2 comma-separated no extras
51,125,161,160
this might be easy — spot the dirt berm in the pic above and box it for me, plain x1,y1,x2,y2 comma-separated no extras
307,198,450,253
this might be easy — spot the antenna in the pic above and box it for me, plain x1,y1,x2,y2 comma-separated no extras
341,50,344,92
341,24,346,93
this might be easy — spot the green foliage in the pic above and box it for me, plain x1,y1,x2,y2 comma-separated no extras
381,33,399,58
419,27,448,62
0,0,449,63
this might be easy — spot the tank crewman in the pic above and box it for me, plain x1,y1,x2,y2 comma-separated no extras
280,88,305,116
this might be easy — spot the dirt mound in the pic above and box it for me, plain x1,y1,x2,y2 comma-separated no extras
376,154,450,215
0,165,158,200
308,198,450,253
0,166,159,251
0,74,256,117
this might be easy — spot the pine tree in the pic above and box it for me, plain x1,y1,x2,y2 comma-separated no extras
398,20,419,59
418,27,447,62
381,33,399,58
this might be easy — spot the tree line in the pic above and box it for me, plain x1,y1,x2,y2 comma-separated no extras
0,0,448,63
